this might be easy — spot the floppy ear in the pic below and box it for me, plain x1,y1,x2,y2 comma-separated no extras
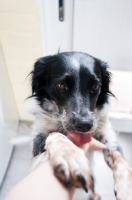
30,56,53,101
96,60,114,108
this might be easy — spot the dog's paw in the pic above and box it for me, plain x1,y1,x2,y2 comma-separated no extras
45,132,94,192
103,146,132,200
112,151,132,200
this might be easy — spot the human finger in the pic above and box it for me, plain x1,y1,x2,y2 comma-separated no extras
88,138,107,151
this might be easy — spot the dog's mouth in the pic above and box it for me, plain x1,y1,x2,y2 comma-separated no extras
67,131,92,146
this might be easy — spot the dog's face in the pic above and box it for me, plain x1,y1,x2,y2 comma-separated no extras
31,52,111,139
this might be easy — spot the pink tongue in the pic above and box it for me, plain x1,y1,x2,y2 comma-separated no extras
68,132,92,146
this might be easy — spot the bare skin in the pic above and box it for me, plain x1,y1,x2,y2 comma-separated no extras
4,138,106,200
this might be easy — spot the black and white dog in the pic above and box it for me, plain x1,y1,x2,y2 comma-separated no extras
28,52,132,200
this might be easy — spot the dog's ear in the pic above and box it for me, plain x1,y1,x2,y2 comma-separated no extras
30,56,53,101
96,60,114,108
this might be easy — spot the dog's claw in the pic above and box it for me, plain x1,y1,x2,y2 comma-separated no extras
90,175,94,192
77,174,88,193
114,189,117,197
84,187,88,193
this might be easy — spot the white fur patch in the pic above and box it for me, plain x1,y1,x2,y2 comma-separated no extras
26,98,59,136
71,57,80,70
26,97,44,115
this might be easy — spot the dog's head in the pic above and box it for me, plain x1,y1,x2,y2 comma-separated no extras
30,52,112,144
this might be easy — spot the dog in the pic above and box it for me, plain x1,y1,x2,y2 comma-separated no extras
27,52,132,200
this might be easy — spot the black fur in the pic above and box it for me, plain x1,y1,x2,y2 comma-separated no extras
30,52,113,107
33,134,48,156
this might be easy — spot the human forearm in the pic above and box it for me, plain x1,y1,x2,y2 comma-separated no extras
4,160,74,200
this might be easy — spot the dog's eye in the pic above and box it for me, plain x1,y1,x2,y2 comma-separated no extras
58,83,69,91
92,84,100,91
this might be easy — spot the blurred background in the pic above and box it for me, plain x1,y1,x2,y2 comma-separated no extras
0,0,132,199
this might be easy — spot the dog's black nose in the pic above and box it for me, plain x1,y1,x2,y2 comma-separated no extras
73,116,93,132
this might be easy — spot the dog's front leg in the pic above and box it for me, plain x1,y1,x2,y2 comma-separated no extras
102,124,132,200
104,149,132,200
33,133,48,156
45,132,94,193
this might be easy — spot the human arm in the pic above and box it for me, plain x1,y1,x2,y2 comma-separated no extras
4,137,106,200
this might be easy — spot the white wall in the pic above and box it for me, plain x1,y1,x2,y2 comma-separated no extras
0,44,19,187
0,0,41,121
73,0,132,71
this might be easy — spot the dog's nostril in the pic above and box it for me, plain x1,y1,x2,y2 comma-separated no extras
72,114,93,132
76,126,84,132
75,121,93,132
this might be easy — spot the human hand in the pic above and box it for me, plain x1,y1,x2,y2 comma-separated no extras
79,137,107,153
67,134,107,153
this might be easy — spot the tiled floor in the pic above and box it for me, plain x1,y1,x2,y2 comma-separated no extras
0,144,33,200
0,128,132,200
